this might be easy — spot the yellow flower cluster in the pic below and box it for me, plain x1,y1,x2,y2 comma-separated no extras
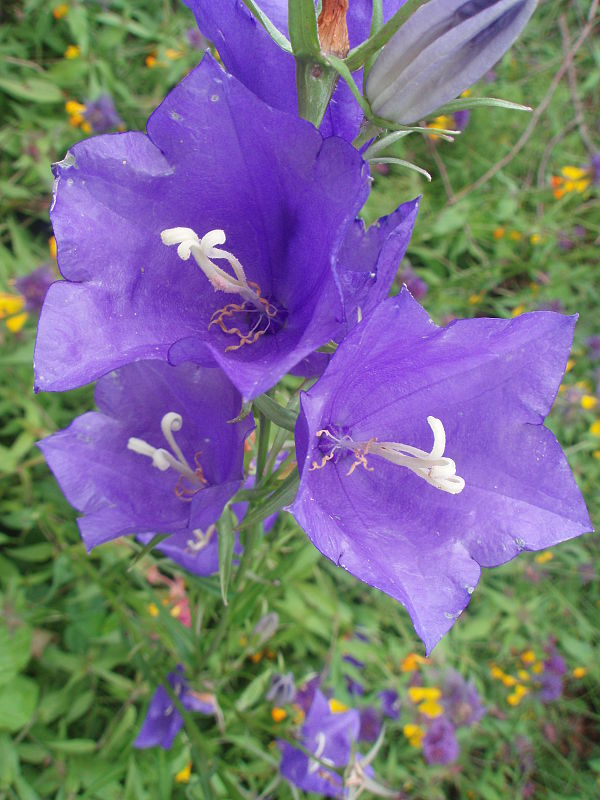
551,165,592,199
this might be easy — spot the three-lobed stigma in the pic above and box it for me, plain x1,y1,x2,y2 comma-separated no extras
310,416,465,495
127,411,208,501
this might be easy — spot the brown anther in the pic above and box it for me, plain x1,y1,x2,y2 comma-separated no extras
317,0,350,58
209,280,277,351
346,438,376,477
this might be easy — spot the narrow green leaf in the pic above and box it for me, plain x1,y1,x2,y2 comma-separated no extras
0,77,63,104
238,472,299,530
235,668,273,711
127,533,170,571
252,394,298,432
369,156,432,181
228,398,253,424
218,508,236,606
240,0,292,52
434,96,533,115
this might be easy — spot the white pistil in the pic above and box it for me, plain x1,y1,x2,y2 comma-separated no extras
127,412,202,487
368,416,465,495
161,226,261,307
308,731,335,775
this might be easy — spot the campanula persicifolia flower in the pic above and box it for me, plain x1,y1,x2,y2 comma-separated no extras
134,666,217,749
438,669,485,726
280,689,359,797
39,361,251,551
35,56,417,399
292,290,591,652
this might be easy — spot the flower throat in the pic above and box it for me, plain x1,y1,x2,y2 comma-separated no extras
161,227,286,351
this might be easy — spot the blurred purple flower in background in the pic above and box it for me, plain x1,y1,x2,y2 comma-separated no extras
422,716,460,765
134,666,216,749
83,94,124,133
15,265,55,312
439,669,485,727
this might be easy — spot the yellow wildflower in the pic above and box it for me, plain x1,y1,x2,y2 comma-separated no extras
52,4,69,18
501,674,517,687
145,54,158,68
408,687,441,703
530,233,542,245
64,45,81,59
521,650,536,665
511,305,526,317
468,293,483,305
328,698,348,714
535,551,554,564
0,293,27,332
403,724,425,747
590,420,600,436
147,602,159,617
566,359,575,372
175,761,192,784
593,450,600,459
271,707,287,722
508,230,522,241
165,48,184,60
490,665,504,680
49,236,57,260
517,670,530,682
581,395,598,410
531,661,544,675
250,651,263,664
572,667,587,679
427,115,454,140
493,227,505,239
401,653,429,672
418,699,444,719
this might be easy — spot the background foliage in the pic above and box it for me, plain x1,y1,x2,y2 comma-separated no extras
0,0,598,797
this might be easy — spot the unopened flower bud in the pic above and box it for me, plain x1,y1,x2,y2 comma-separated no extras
366,0,538,124
252,611,279,644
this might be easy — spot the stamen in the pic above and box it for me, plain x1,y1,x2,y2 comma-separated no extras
313,417,465,495
308,732,335,775
127,412,207,500
162,226,281,350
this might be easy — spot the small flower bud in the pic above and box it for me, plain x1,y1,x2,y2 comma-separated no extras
252,611,279,644
366,0,538,124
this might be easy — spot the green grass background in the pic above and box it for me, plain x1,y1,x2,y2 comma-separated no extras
0,0,599,797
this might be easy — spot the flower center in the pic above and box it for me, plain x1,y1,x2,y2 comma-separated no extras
161,226,286,351
310,416,465,495
127,411,207,501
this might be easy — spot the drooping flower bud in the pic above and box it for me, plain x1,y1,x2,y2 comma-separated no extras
366,0,538,124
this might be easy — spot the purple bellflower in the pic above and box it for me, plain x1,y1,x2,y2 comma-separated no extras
35,56,417,399
438,669,485,726
280,689,360,797
39,360,251,551
184,1,406,142
291,290,592,653
15,265,55,313
83,94,124,134
367,0,538,124
378,689,401,720
422,716,460,765
134,666,216,749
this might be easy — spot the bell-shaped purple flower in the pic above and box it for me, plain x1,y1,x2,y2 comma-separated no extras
366,0,539,124
34,56,417,399
39,360,251,551
280,689,360,797
438,669,485,727
291,290,591,652
134,666,216,749
15,265,55,313
378,689,401,720
83,94,124,134
184,1,405,142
